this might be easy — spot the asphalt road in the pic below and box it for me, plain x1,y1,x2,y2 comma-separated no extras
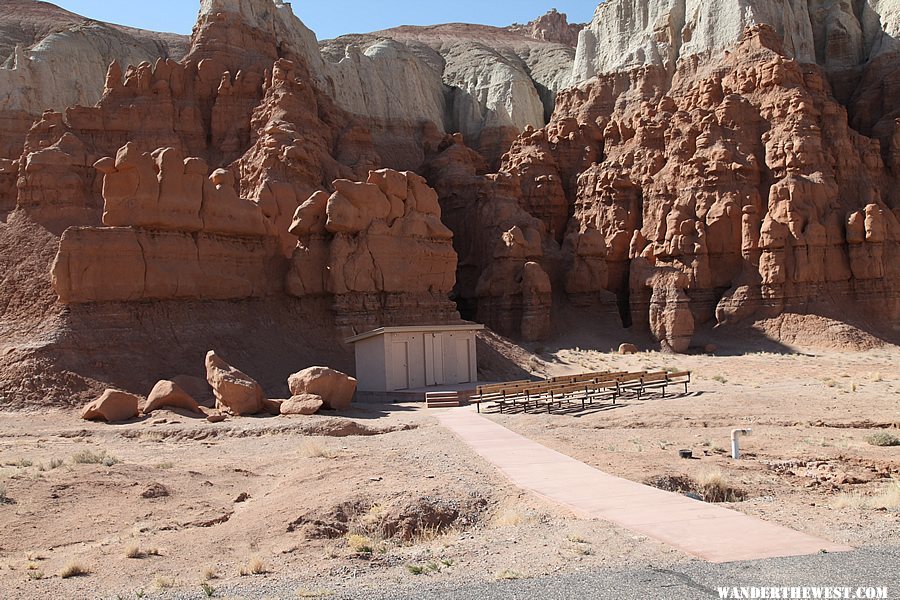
172,544,900,600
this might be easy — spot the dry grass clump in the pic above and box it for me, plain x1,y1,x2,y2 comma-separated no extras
59,561,90,579
124,545,159,559
154,576,174,590
71,449,119,466
646,471,746,503
238,556,269,576
866,432,900,447
697,471,746,503
301,439,337,459
832,479,900,511
345,533,374,554
491,507,528,528
201,566,218,581
0,483,9,505
494,568,525,580
405,560,452,576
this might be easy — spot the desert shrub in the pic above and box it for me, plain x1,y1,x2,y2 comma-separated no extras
866,432,900,447
71,449,119,466
346,534,374,554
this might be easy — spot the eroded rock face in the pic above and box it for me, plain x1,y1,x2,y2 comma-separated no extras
2,0,900,414
0,0,187,160
287,367,357,411
81,389,141,422
630,258,696,353
475,227,552,342
486,23,899,350
571,0,899,83
50,143,281,304
286,169,460,331
205,351,266,416
507,9,585,47
320,17,580,165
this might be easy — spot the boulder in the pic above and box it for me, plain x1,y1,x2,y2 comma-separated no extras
81,389,141,422
618,343,638,355
205,351,266,416
143,380,201,414
280,394,325,416
288,367,357,410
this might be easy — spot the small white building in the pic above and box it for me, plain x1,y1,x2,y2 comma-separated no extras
346,324,484,392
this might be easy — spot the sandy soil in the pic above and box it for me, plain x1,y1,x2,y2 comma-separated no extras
0,348,897,599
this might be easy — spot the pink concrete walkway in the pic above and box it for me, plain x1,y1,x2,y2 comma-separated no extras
436,409,853,563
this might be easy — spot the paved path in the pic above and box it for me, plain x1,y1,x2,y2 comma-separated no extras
435,409,852,564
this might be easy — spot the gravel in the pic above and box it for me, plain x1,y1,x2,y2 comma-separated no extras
165,544,900,600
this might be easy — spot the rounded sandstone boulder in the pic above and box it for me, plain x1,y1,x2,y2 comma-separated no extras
280,394,325,416
618,343,638,355
81,389,141,422
287,367,357,411
143,380,201,415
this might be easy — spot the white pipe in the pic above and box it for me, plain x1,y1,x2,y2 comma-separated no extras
731,428,752,459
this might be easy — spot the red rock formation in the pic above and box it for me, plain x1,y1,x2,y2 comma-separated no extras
486,24,899,350
507,9,585,47
286,169,460,333
50,143,282,304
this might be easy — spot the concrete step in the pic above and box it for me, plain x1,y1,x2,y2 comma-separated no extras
427,401,461,409
426,392,460,409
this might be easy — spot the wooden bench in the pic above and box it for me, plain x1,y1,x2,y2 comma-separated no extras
631,371,693,398
545,381,619,411
666,370,692,394
470,369,692,414
638,372,670,397
547,371,614,384
471,379,537,412
613,371,648,396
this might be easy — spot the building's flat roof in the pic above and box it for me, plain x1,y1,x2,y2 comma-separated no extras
345,323,485,344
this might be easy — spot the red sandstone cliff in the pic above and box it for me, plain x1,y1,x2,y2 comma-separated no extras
0,1,898,407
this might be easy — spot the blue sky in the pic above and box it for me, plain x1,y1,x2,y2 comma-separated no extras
52,1,597,40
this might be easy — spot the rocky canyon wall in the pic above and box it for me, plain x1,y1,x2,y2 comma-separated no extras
488,22,900,350
1,0,899,407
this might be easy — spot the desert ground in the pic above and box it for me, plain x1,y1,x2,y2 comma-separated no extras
0,346,897,600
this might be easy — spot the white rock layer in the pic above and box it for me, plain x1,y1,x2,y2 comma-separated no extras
571,0,900,83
